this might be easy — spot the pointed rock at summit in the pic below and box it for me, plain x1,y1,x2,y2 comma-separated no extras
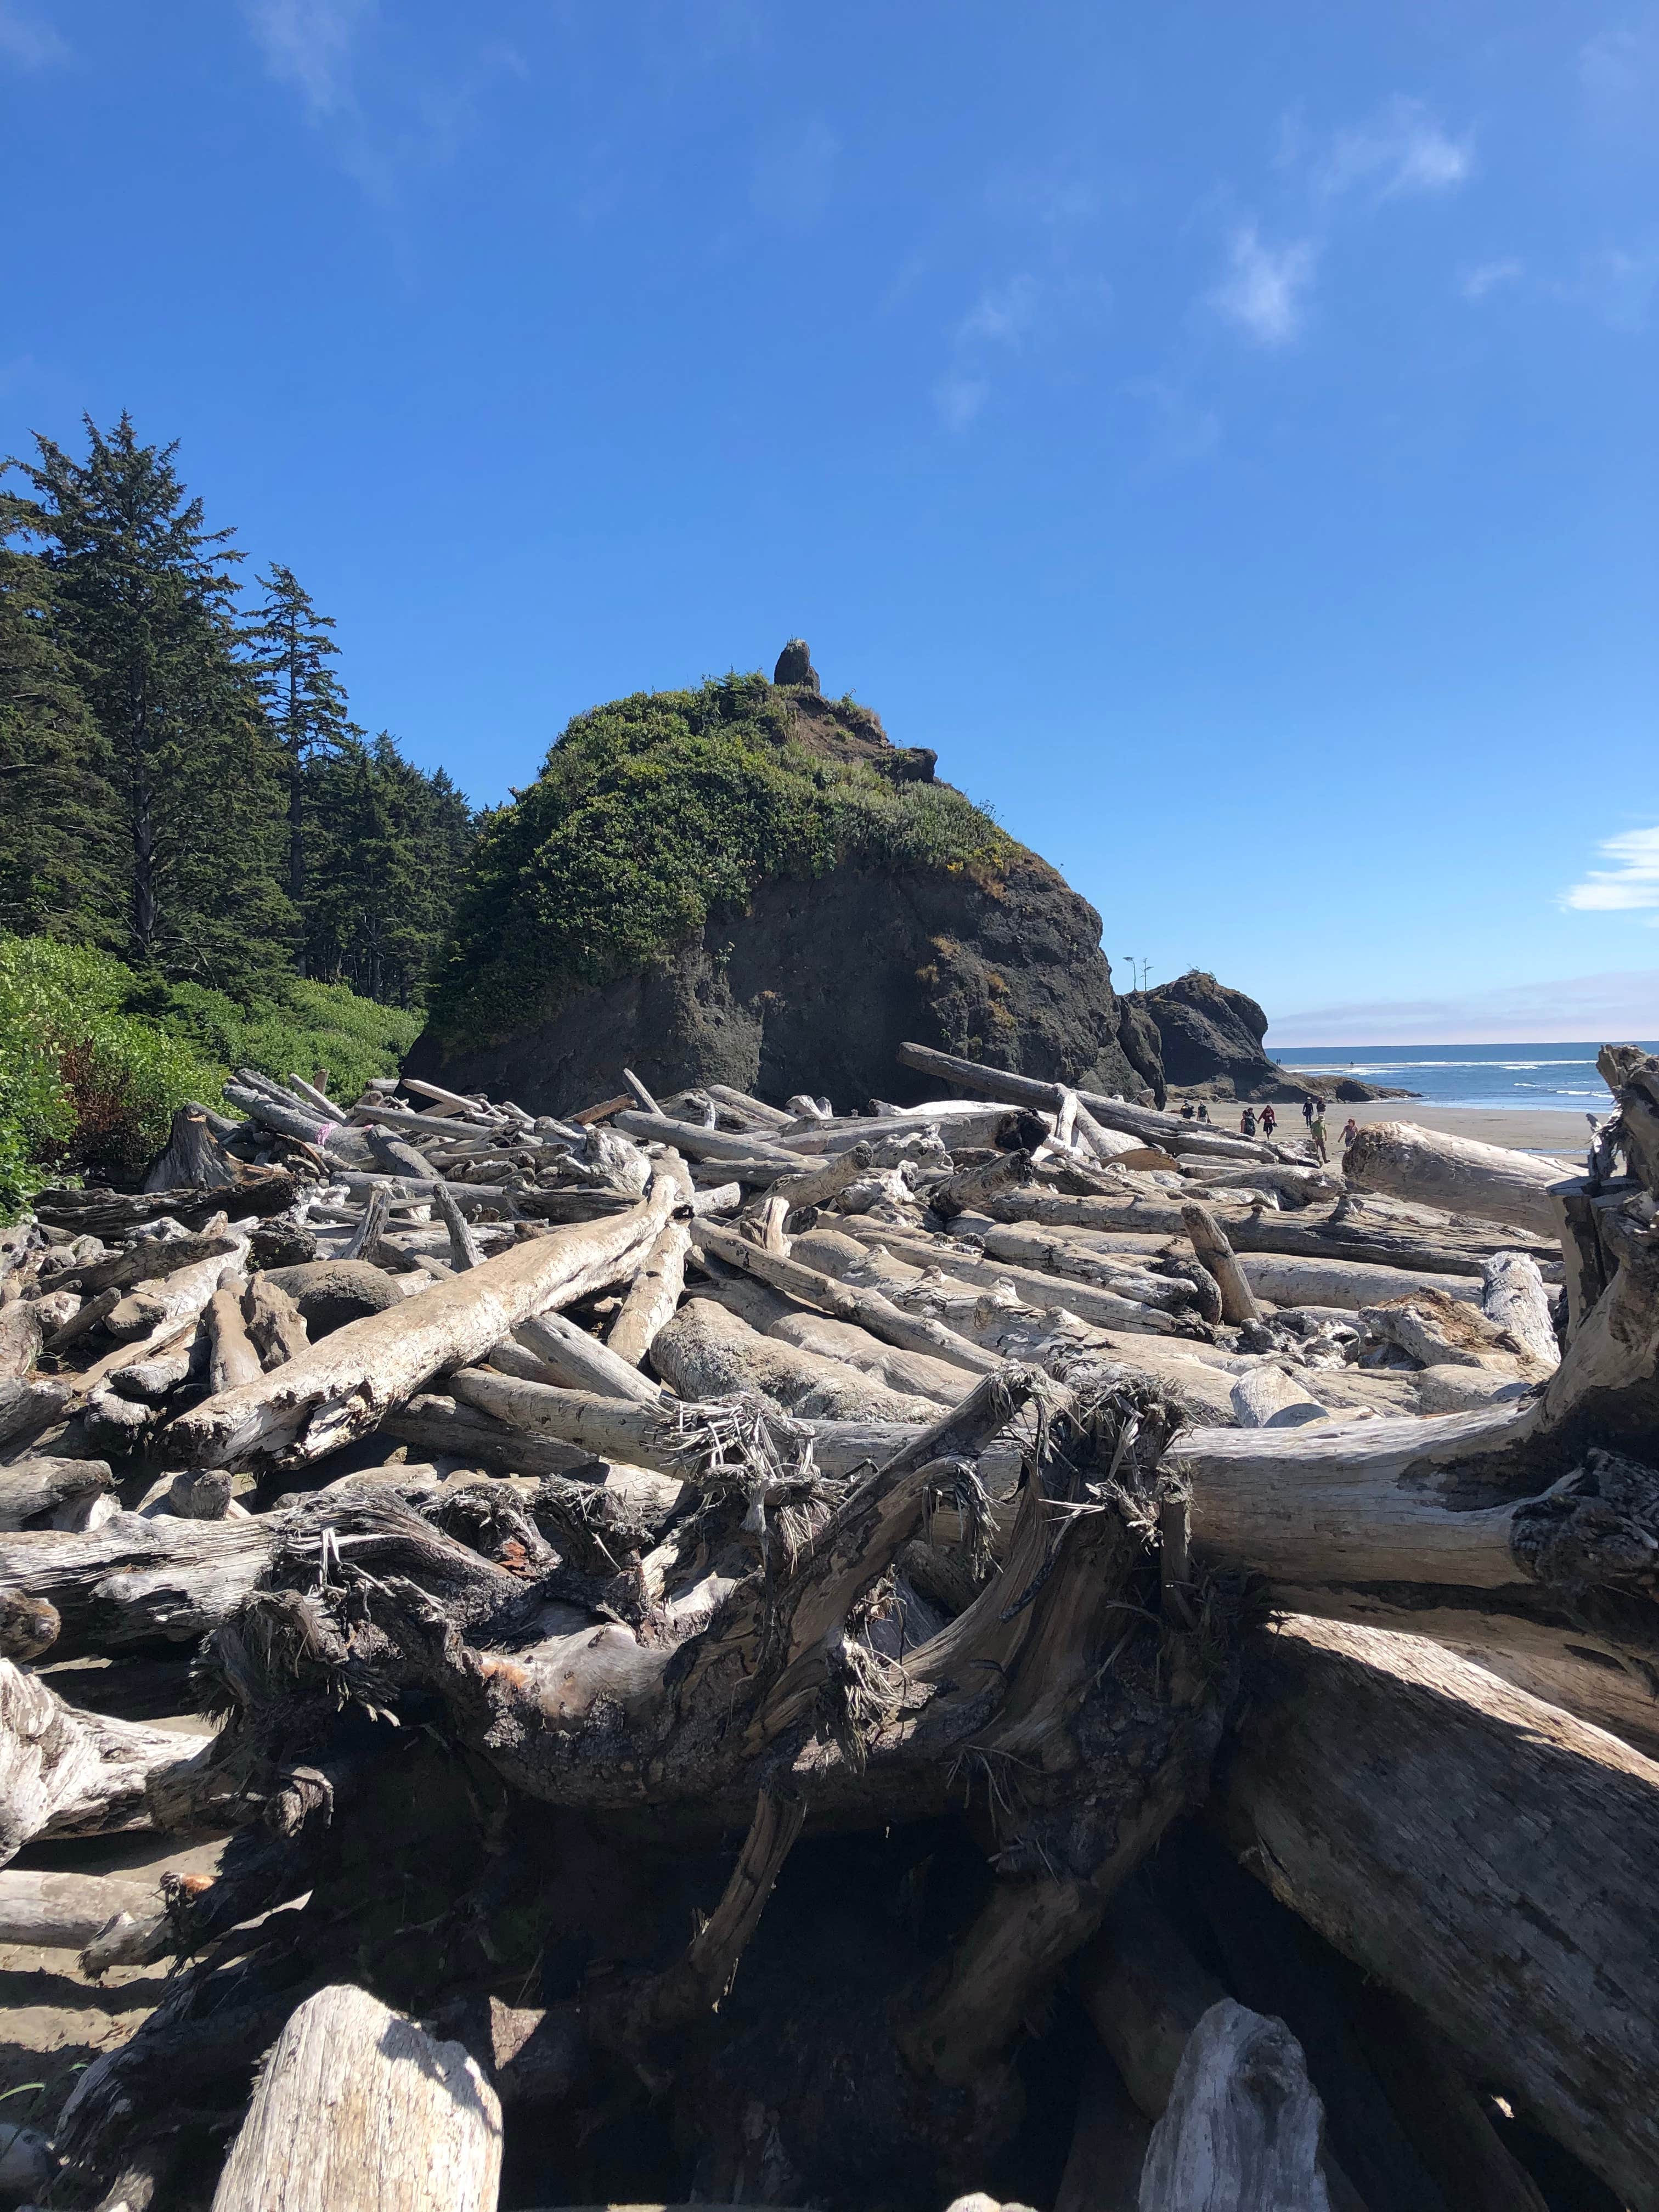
773,638,820,691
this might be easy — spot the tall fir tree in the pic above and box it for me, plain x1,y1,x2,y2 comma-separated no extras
304,732,475,1004
9,415,293,996
0,487,120,939
245,563,352,958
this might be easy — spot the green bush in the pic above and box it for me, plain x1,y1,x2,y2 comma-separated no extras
0,937,217,1202
0,936,422,1217
428,673,1016,1049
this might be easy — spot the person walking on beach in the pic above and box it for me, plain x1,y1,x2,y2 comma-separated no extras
1310,1109,1329,1163
1341,1115,1358,1154
1260,1104,1277,1138
1302,1096,1316,1129
1180,1101,1195,1120
1196,1102,1210,1122
1240,1106,1257,1137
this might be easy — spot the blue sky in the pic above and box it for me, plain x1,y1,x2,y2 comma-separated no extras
3,1,1655,1045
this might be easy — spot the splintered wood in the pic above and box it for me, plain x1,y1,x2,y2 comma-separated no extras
1,1041,1655,2211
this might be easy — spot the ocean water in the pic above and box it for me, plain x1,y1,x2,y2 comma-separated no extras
1270,1042,1658,1114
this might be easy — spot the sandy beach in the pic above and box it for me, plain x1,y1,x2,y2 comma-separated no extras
1333,1098,1592,1158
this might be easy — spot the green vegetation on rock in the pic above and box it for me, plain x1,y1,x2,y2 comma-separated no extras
0,934,419,1214
428,673,1016,1049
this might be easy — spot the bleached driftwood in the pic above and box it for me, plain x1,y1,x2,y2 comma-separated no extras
501,1310,663,1404
1344,1121,1568,1240
690,1220,1001,1374
1180,1414,1659,1748
651,1300,949,1423
1219,1617,1659,2208
1237,1252,1480,1313
608,1214,692,1368
208,1983,503,2212
1480,1251,1559,1370
0,1867,159,1949
1137,1999,1334,2212
0,1457,114,1530
171,1180,680,1466
0,1513,276,1657
979,1225,1212,1319
1228,1367,1329,1429
1180,1205,1261,1327
0,1658,198,1862
768,1312,971,1406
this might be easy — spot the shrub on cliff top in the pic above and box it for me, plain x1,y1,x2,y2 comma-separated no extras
427,673,1015,1049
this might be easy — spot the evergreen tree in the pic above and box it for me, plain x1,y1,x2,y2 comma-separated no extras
305,732,475,1004
245,563,352,950
0,488,119,939
10,415,293,996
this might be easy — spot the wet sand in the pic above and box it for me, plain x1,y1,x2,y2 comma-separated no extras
1336,1099,1593,1158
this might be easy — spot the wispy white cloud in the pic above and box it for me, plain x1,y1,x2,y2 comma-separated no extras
0,1,66,67
242,0,372,119
1271,969,1659,1047
1460,256,1523,302
1562,826,1659,917
1319,97,1472,200
1209,225,1316,347
933,374,989,433
957,274,1040,349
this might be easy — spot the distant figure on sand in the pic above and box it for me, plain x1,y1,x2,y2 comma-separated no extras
1341,1116,1358,1153
1302,1096,1316,1127
1180,1101,1195,1120
1260,1104,1277,1137
1311,1110,1329,1163
1240,1106,1257,1137
1196,1103,1210,1122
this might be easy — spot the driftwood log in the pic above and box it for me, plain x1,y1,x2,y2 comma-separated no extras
1344,1120,1568,1239
1220,1617,1659,2208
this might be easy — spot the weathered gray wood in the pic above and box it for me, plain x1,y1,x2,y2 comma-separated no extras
613,1108,800,1167
651,1300,947,1423
1137,2000,1334,2212
1344,1121,1568,1239
0,1867,159,1948
0,1657,199,1862
704,1082,797,1130
1179,1414,1659,1748
210,1983,502,2212
1481,1252,1558,1370
979,1225,1209,1317
815,1221,1193,1339
0,1513,275,1657
1219,1616,1659,2208
509,1310,663,1404
205,1284,262,1395
171,1180,678,1466
768,1312,970,1406
1238,1251,1481,1313
1229,1367,1330,1428
765,1140,876,1215
607,1215,691,1368
0,1457,114,1530
690,1219,1001,1373
1180,1205,1261,1327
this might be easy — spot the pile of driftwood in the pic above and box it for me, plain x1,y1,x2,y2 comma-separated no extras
1,1039,1657,2210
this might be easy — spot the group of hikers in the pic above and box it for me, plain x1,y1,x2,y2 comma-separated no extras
1176,1092,1360,1164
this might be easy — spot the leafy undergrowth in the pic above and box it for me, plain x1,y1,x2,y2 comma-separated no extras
0,936,420,1214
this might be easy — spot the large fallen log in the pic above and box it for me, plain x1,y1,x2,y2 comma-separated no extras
768,1312,971,1406
0,1867,160,1949
0,1456,114,1530
1236,1251,1480,1312
1180,1413,1659,1749
895,1040,1284,1163
0,1512,276,1657
1219,1617,1659,2208
1344,1121,1570,1239
170,1177,680,1466
208,1983,503,2212
814,1223,1199,1338
0,1657,200,1861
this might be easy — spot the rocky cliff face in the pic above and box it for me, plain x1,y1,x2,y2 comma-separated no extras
408,849,1143,1115
409,655,1309,1119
